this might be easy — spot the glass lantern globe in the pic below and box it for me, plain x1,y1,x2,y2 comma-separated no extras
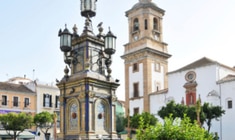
104,28,116,55
80,0,97,18
58,26,72,53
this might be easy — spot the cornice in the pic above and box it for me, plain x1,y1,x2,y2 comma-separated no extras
121,47,171,63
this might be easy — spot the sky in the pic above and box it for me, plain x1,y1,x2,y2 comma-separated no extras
1,0,235,101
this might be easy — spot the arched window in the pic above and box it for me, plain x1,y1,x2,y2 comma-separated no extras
133,18,139,31
70,103,78,129
153,17,158,30
95,99,109,132
144,19,148,30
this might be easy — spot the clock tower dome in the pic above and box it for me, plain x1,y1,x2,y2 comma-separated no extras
121,0,171,115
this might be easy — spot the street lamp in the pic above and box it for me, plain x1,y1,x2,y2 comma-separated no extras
57,0,119,139
81,0,97,18
104,27,116,55
58,25,73,66
58,26,116,80
95,26,117,80
58,25,72,52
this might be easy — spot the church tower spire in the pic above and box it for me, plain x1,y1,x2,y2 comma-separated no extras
122,1,171,115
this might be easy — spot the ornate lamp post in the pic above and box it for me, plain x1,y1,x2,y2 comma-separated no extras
58,22,116,81
58,25,73,66
57,0,119,139
97,28,117,81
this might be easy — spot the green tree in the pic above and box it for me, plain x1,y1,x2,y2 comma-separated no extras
0,112,33,140
158,101,187,119
34,111,54,140
126,112,157,131
158,101,225,132
202,103,225,132
136,115,214,140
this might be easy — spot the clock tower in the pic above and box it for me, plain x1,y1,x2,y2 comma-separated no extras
121,0,171,115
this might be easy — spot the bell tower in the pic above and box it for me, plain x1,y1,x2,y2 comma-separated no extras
121,0,171,115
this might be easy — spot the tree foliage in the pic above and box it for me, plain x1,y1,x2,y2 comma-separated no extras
127,112,158,129
202,103,225,132
158,101,225,132
0,112,33,140
136,115,214,140
158,101,187,119
34,111,54,140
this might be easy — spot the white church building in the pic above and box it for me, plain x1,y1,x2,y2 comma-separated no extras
149,57,235,140
122,0,235,139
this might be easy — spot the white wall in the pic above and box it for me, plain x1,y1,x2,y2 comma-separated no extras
219,80,235,140
129,63,144,98
151,63,235,139
149,93,166,120
151,63,165,92
129,98,144,115
167,65,219,104
128,63,144,115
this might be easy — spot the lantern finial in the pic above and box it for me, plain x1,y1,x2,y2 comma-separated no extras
81,0,97,18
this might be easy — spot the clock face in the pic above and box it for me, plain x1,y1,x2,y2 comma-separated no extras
185,71,196,82
154,34,159,40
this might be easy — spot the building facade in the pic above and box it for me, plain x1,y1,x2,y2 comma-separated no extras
149,57,235,140
3,77,60,140
0,81,36,115
121,0,171,116
26,80,60,140
123,1,235,140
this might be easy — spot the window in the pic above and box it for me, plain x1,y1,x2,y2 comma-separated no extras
55,96,60,108
43,94,52,107
133,18,139,31
155,63,160,72
153,17,158,30
24,98,29,107
70,103,78,129
2,95,7,106
133,108,139,115
228,100,232,109
13,97,19,107
133,83,139,97
133,63,138,72
144,19,148,30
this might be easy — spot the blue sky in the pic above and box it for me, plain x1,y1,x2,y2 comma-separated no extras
1,0,235,100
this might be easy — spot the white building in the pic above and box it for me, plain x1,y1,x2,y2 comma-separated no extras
149,57,235,140
26,80,60,140
123,0,235,140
